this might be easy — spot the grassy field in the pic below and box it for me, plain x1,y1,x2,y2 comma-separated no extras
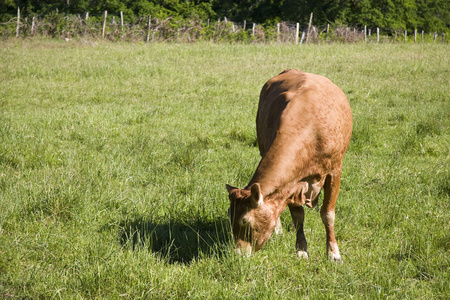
0,40,449,299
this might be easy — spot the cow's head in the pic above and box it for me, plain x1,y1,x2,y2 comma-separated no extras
226,183,279,255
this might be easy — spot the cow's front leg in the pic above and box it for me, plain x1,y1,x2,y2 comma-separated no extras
321,171,342,262
274,217,283,235
289,205,308,259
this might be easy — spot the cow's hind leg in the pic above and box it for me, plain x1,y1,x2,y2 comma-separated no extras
321,171,343,262
289,205,308,259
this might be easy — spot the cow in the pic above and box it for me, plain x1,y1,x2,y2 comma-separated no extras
226,69,352,261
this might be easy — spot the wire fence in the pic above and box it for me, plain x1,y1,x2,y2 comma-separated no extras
1,10,447,44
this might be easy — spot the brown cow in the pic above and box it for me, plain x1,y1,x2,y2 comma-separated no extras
226,69,352,261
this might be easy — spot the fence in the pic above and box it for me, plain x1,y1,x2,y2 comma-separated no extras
1,9,447,44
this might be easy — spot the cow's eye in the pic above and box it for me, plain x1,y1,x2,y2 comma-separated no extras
239,216,251,227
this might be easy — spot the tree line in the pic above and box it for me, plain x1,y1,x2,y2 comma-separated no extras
1,0,449,33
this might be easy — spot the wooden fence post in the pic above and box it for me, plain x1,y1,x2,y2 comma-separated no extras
31,16,36,36
83,12,88,36
364,25,367,42
421,30,424,41
120,11,123,31
146,15,151,43
243,20,246,31
377,27,379,43
277,23,280,41
252,23,255,36
414,29,417,43
442,33,445,43
300,30,305,45
404,30,407,42
433,32,437,42
102,11,107,39
326,23,329,40
306,12,313,43
295,23,299,45
16,7,20,37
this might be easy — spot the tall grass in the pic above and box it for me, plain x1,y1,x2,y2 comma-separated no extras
0,40,449,298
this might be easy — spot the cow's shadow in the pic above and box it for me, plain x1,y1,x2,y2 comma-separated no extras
119,217,231,263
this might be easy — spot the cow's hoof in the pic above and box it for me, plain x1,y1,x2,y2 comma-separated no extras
236,248,252,257
296,250,309,259
329,252,343,264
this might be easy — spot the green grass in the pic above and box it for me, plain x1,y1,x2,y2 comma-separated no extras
0,40,449,299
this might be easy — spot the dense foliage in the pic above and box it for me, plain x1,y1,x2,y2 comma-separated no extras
0,0,450,31
1,0,449,33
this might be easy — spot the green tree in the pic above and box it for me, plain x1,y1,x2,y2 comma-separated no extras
416,0,450,32
0,0,15,19
0,0,448,32
345,0,383,27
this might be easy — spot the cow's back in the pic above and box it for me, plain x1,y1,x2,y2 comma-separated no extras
256,69,352,173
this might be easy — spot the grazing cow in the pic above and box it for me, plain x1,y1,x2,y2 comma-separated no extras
226,69,352,261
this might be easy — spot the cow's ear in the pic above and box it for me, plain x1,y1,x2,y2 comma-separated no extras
250,183,264,208
225,184,237,193
226,184,240,201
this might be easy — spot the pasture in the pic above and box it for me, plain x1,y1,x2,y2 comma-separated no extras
0,40,449,299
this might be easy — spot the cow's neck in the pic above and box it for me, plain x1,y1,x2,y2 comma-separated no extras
246,138,309,201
